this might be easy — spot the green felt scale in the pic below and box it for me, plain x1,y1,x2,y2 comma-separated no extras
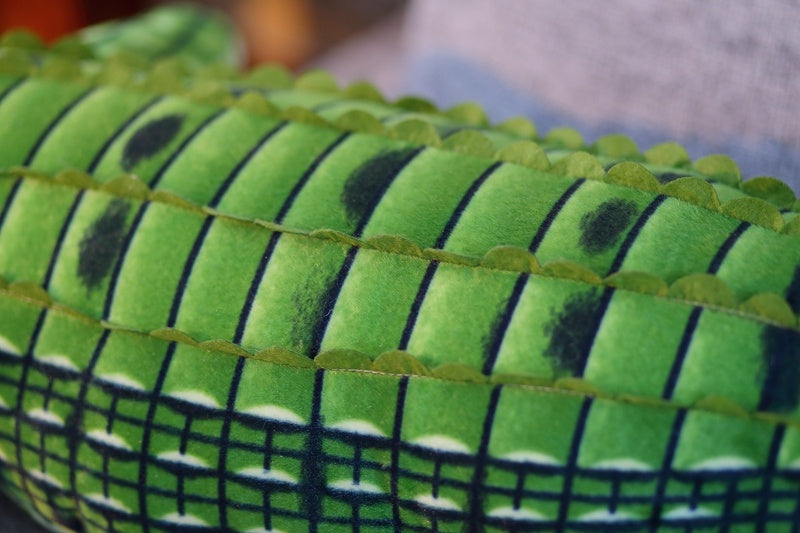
0,4,799,532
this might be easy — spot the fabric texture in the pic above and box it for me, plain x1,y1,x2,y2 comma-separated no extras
317,0,800,191
0,4,799,532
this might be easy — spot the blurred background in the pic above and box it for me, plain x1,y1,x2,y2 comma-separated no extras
0,0,406,69
2,0,800,191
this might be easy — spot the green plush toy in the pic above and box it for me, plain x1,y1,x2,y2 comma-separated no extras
1,4,799,532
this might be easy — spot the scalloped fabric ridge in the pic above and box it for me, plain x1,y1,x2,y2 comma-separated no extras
0,5,799,533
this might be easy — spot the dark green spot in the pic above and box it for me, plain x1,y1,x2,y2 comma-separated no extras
578,199,637,254
290,269,343,356
121,114,184,171
543,290,603,376
77,199,130,289
785,265,800,314
656,172,683,184
341,148,417,227
759,326,800,412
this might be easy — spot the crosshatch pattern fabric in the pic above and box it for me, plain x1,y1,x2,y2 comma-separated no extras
2,298,800,532
2,4,800,533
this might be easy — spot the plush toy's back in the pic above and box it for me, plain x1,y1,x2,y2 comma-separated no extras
1,5,800,532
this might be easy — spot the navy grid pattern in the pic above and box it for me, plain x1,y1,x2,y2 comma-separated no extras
1,341,799,532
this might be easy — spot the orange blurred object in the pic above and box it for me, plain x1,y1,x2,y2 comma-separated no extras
0,0,86,41
234,0,317,69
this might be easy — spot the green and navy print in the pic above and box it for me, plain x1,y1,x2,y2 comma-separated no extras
0,71,798,301
0,168,797,421
0,290,799,532
0,5,799,532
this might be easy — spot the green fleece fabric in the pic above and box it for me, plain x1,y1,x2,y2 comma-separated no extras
0,4,799,533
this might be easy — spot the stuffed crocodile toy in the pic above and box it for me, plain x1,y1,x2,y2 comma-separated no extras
1,4,799,532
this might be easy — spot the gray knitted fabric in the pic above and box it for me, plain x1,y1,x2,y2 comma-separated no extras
316,0,800,189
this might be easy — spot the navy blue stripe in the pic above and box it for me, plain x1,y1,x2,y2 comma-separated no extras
575,285,616,378
392,160,500,354
0,77,26,107
275,132,350,222
166,215,214,327
708,221,750,274
555,397,593,532
307,246,359,356
434,161,502,249
397,261,439,350
481,179,587,375
136,343,176,533
12,309,48,508
66,329,111,499
295,146,424,354
390,376,409,532
303,370,325,533
103,202,150,320
149,109,227,188
606,194,667,275
233,133,352,344
87,95,164,173
755,425,785,533
42,190,86,290
353,146,425,237
662,306,702,399
24,87,96,166
208,121,288,208
662,220,750,399
483,273,528,375
233,232,279,344
216,356,246,529
528,178,585,253
0,179,22,233
648,409,687,531
466,385,502,526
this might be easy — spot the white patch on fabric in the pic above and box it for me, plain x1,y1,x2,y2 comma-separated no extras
414,494,462,511
157,451,210,469
488,506,546,521
0,335,21,356
97,373,146,391
579,509,638,522
329,419,386,437
169,390,221,409
29,470,63,489
663,506,716,520
328,479,382,494
27,408,64,427
591,458,653,472
689,456,755,471
413,435,470,454
242,404,304,425
84,493,131,514
86,430,132,451
161,512,208,526
502,450,560,465
35,354,80,372
237,467,296,485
